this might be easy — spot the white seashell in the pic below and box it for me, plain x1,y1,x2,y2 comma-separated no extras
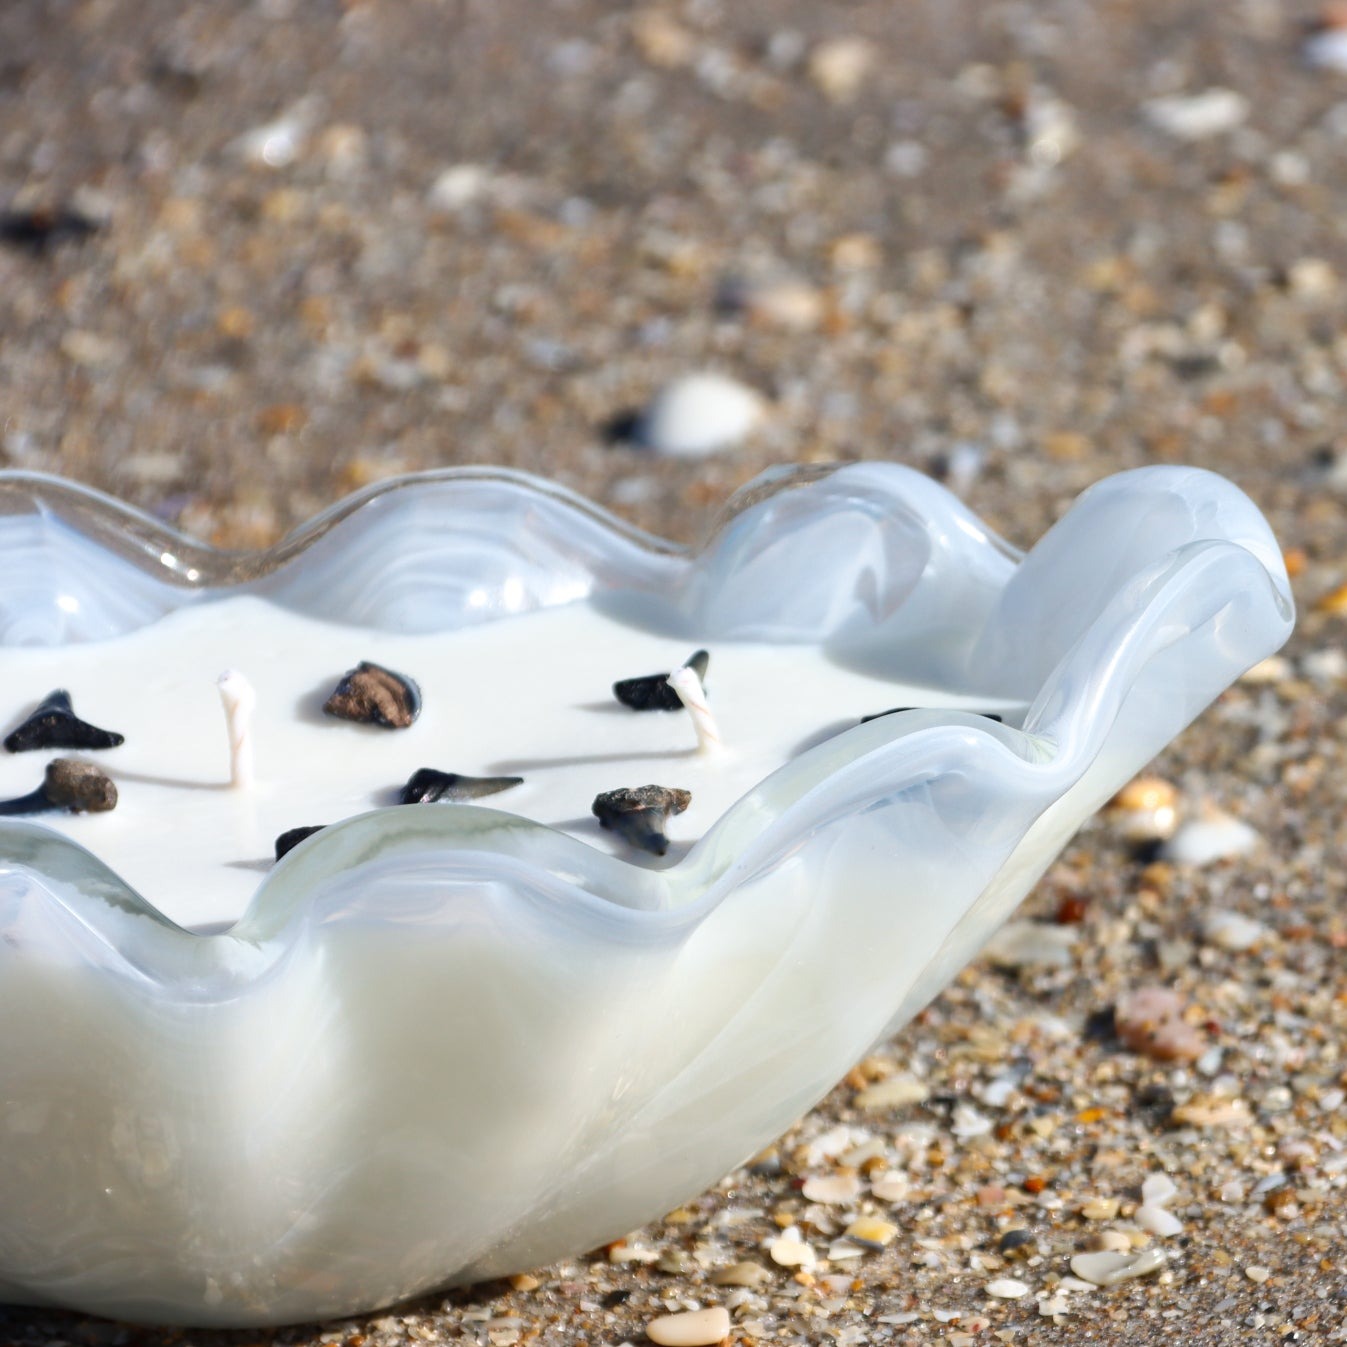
807,37,874,102
1240,655,1292,684
1162,808,1259,865
0,462,1293,1326
951,1104,993,1139
1200,909,1266,952
1302,647,1347,682
769,1230,816,1267
984,919,1076,970
637,373,765,457
427,164,491,210
869,1173,910,1203
1134,1204,1183,1238
1142,88,1249,141
985,1277,1031,1299
646,1306,731,1346
1140,1173,1178,1208
856,1074,928,1110
801,1172,862,1205
1304,27,1347,72
1069,1248,1167,1286
230,98,320,168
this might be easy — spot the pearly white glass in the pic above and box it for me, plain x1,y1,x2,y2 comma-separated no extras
0,463,1292,1326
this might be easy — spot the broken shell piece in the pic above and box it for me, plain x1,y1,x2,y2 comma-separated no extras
1161,804,1259,865
1200,909,1266,952
1134,1204,1183,1238
1069,1247,1166,1287
0,758,118,815
1140,1173,1178,1208
274,825,326,861
398,768,523,804
645,1306,731,1347
592,784,691,856
985,1277,1031,1300
842,1216,898,1249
636,372,764,458
323,661,421,729
4,689,124,752
802,1172,862,1205
613,650,709,711
709,1261,771,1288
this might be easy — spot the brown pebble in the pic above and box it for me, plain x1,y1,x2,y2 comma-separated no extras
0,759,118,815
43,759,118,813
323,661,421,729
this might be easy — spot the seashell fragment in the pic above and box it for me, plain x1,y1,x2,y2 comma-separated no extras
1134,1204,1183,1237
636,373,764,458
1069,1247,1166,1287
1200,909,1266,952
1142,88,1248,141
1161,805,1259,865
709,1261,770,1288
4,689,124,753
614,650,710,711
985,1277,1031,1300
398,769,522,804
645,1306,730,1346
592,784,691,856
1140,1173,1178,1208
807,37,874,102
0,758,117,815
842,1216,897,1249
769,1231,817,1267
801,1172,861,1205
856,1073,929,1110
323,661,421,729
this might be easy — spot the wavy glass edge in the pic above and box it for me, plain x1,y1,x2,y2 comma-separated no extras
0,463,1294,1325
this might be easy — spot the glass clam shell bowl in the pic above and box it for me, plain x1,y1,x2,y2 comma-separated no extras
0,462,1292,1327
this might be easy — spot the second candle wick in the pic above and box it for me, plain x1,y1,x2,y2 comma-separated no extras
217,669,257,790
666,664,722,756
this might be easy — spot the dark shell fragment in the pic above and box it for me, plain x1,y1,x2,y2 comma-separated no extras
5,689,125,752
860,707,1002,724
592,783,692,856
613,649,710,712
274,825,326,860
0,758,118,815
323,662,421,729
398,768,523,804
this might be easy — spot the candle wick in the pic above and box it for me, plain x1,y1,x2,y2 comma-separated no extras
217,669,257,790
666,664,722,756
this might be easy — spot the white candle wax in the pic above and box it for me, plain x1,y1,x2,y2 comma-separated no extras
0,594,1013,931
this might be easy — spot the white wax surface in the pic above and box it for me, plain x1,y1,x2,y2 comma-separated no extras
0,597,1009,931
